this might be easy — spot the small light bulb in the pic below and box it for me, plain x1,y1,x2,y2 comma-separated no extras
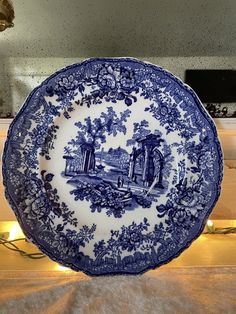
56,264,70,271
207,220,214,227
8,222,24,240
206,219,215,233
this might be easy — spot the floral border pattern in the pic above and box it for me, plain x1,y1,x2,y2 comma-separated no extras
2,58,223,276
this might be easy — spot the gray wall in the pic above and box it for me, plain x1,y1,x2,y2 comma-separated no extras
1,0,236,58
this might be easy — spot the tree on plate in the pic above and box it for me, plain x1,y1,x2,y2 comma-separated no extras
64,106,131,173
126,120,151,146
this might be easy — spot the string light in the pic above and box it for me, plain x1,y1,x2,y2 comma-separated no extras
0,222,45,259
204,220,236,234
207,220,214,227
206,220,215,233
0,220,236,264
56,264,71,271
8,222,24,240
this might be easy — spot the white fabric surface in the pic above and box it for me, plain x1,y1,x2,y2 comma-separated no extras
0,267,236,314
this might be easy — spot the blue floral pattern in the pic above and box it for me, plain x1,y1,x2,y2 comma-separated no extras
2,58,223,276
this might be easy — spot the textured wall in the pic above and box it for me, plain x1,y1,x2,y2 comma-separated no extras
0,0,236,58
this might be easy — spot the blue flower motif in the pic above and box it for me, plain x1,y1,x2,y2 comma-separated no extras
145,103,182,133
98,65,118,90
33,127,48,146
30,194,50,218
198,151,214,169
169,208,192,228
52,233,70,255
119,68,136,91
119,228,144,252
57,74,79,91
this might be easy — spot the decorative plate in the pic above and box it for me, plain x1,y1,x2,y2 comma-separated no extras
3,58,223,276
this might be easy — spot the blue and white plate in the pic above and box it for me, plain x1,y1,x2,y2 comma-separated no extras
2,58,223,275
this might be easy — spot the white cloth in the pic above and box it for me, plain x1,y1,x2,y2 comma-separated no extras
0,267,236,314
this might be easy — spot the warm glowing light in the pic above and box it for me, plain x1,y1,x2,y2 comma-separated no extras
56,264,71,271
206,219,215,233
207,220,214,227
8,222,24,240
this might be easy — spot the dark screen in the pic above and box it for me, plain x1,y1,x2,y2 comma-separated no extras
185,70,236,103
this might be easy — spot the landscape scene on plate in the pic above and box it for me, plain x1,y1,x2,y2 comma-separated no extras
62,108,172,218
4,59,221,274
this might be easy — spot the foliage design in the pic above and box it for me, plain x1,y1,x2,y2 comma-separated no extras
14,168,96,259
93,216,195,263
63,111,170,217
